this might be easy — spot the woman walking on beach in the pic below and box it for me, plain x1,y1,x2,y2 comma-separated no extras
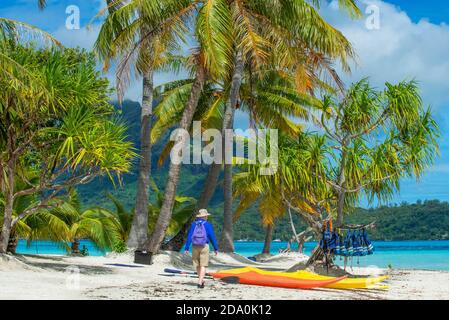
184,209,218,288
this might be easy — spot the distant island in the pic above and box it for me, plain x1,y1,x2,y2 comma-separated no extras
216,199,449,242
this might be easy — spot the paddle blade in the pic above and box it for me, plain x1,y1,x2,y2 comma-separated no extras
220,276,241,284
164,268,184,274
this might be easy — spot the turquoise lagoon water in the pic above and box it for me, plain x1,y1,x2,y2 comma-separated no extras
16,239,449,271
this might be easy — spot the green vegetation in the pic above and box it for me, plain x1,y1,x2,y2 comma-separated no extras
42,189,122,255
0,18,135,253
346,200,449,240
211,200,449,241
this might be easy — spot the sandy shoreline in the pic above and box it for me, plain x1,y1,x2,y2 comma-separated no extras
1,251,448,300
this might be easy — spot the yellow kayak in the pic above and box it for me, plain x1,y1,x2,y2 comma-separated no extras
215,267,388,290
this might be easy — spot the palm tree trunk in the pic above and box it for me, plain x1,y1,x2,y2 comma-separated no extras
218,51,244,253
0,194,14,254
262,224,273,254
0,150,15,254
145,65,207,254
127,69,154,249
161,162,221,251
6,232,18,254
220,162,234,252
248,61,256,130
105,0,151,250
71,238,80,254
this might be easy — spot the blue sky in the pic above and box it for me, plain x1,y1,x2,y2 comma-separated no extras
386,0,449,24
2,0,449,206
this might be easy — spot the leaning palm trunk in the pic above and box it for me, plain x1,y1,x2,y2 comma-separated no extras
262,224,273,254
71,238,80,254
0,156,15,254
220,162,234,252
6,231,18,254
7,238,18,254
127,70,154,249
218,52,244,253
0,198,14,254
104,0,151,250
145,65,207,254
162,162,221,251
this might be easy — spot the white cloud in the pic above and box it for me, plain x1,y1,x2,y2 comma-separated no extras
321,0,449,110
52,24,101,49
319,1,449,204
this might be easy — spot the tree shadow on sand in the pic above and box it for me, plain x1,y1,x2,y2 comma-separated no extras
12,254,115,275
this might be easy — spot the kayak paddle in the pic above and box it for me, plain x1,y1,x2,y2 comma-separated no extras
164,268,195,275
219,276,241,284
160,273,214,280
164,268,212,276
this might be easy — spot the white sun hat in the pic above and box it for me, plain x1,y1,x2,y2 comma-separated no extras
196,209,211,218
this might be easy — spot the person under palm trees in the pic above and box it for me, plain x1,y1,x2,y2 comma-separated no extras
184,209,218,288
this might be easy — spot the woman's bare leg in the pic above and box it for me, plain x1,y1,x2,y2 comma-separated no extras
198,266,206,285
196,266,201,284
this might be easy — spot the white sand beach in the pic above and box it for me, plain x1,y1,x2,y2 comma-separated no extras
1,251,448,300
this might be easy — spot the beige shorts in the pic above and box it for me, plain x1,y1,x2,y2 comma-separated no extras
192,245,210,268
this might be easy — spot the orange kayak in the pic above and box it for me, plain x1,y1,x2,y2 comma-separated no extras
210,270,347,290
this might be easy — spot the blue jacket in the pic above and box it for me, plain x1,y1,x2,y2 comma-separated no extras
184,219,218,251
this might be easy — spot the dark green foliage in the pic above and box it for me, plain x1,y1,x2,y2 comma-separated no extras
112,240,128,253
345,200,449,240
206,200,449,241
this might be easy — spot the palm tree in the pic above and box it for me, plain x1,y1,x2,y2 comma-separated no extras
233,179,286,255
103,192,134,244
237,130,337,221
102,183,196,247
143,0,234,254
95,0,198,250
37,189,121,254
147,180,197,238
146,0,361,255
1,182,122,255
232,130,331,254
150,68,319,251
217,0,362,253
271,79,440,266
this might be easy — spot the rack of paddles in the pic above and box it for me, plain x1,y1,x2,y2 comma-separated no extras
319,219,375,269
